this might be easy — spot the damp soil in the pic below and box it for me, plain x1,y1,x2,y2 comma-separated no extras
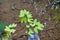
0,0,60,40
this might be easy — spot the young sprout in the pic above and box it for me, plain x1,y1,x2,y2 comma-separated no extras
19,9,33,23
19,9,44,36
3,23,17,40
5,23,17,33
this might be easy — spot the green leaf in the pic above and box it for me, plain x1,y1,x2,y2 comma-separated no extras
37,22,44,30
37,26,44,30
29,19,38,27
33,19,38,25
20,9,28,17
37,22,40,25
30,23,35,27
10,29,16,33
27,14,32,18
25,11,30,15
29,29,33,33
28,31,32,36
21,17,27,23
23,9,27,13
5,26,10,31
34,27,38,33
5,23,17,32
28,29,33,35
28,18,33,22
20,10,25,17
6,31,11,37
9,23,17,28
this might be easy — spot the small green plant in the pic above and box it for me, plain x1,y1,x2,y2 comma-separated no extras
27,19,44,35
2,23,17,40
19,9,33,23
19,9,44,36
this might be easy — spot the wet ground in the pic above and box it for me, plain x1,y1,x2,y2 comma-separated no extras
0,0,60,40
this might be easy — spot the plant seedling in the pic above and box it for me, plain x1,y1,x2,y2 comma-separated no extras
3,23,17,40
19,9,33,23
5,23,17,36
27,19,44,35
19,9,44,36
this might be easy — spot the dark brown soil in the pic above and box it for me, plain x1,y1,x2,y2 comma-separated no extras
0,0,60,40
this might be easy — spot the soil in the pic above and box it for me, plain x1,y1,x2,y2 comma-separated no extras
0,0,60,40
